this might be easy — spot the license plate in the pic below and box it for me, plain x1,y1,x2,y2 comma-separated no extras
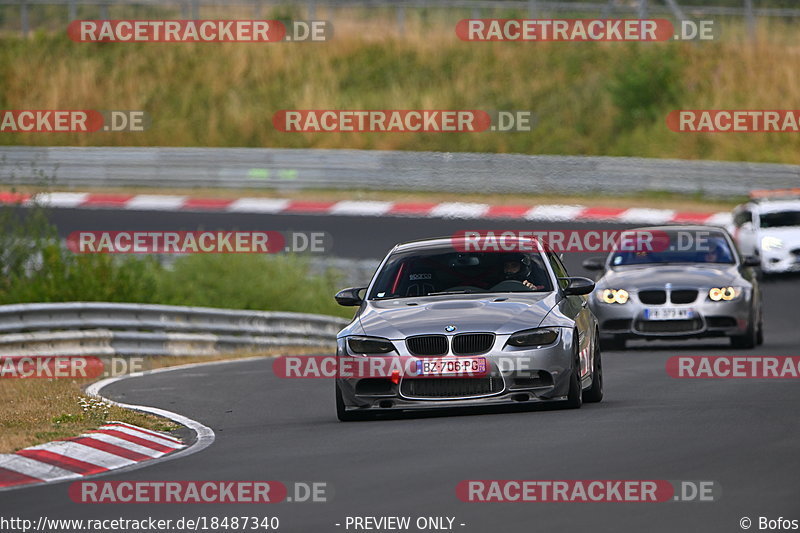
644,308,694,320
416,358,487,376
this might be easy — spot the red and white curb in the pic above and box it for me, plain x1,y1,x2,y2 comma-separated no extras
0,361,226,492
0,422,184,489
0,191,732,226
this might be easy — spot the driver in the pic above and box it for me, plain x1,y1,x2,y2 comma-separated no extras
502,255,543,290
703,239,729,263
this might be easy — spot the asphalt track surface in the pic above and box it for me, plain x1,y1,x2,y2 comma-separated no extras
1,206,798,533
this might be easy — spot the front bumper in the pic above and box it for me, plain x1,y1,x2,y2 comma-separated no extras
591,294,752,340
336,332,577,413
760,249,800,274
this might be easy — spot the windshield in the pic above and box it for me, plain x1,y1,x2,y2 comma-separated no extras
760,210,800,228
609,232,736,266
368,249,553,299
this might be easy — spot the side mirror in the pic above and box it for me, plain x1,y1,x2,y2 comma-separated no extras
581,257,605,271
560,277,596,296
742,255,761,268
334,287,366,306
740,221,754,232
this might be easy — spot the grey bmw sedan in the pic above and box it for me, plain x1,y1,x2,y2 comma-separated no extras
583,226,763,350
333,236,602,421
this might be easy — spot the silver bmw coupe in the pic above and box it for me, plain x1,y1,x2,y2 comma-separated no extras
333,236,603,421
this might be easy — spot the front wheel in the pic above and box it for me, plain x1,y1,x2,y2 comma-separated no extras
583,340,603,403
756,318,764,346
336,382,369,421
730,311,757,349
563,356,583,409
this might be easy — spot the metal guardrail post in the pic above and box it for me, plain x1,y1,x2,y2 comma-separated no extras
663,0,686,21
396,5,405,36
20,0,29,37
744,0,756,40
527,0,538,19
68,0,77,21
638,0,648,19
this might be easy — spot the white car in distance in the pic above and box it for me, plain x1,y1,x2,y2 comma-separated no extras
733,189,800,274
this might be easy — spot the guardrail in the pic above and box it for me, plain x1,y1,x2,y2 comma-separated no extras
3,146,800,197
0,302,349,357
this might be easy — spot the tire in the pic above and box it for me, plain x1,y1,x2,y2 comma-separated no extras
336,382,368,421
582,339,603,403
563,341,583,409
600,336,626,351
730,311,757,349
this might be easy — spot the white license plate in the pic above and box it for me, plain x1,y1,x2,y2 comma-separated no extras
644,308,695,320
416,358,487,376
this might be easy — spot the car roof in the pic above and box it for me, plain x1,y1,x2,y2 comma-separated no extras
392,235,547,253
748,199,800,213
624,225,729,234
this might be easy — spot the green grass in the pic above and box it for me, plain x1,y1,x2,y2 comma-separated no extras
0,202,352,318
1,18,800,164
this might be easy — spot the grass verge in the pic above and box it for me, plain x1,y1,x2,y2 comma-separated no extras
2,18,800,164
0,346,321,454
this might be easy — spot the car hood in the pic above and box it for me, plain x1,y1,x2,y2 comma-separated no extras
759,227,800,249
356,293,559,339
599,264,740,289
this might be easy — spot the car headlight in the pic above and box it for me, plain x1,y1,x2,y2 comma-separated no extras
506,328,560,348
597,288,629,304
347,336,396,355
708,287,743,301
761,236,784,251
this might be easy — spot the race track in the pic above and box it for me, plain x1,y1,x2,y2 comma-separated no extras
1,206,798,533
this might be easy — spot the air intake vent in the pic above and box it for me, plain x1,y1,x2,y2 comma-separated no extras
670,290,698,304
638,290,667,304
400,377,503,398
452,333,494,355
406,335,448,356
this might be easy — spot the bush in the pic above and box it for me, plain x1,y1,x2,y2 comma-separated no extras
155,253,347,316
607,45,684,132
0,203,350,317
